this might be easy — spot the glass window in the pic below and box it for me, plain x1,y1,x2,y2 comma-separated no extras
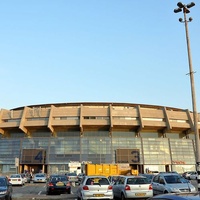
140,132,159,138
170,139,195,165
142,138,171,164
81,132,111,163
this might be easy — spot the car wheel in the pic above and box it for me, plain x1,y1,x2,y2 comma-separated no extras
121,194,126,200
77,196,81,200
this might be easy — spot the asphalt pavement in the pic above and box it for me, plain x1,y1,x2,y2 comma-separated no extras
13,193,76,200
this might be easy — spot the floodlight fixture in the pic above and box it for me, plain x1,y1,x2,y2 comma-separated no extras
189,17,193,22
174,8,182,13
179,18,183,22
177,2,184,8
187,2,195,8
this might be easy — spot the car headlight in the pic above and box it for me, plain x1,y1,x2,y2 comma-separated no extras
0,190,7,195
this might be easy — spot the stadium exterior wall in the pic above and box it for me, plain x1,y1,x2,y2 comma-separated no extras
0,102,199,175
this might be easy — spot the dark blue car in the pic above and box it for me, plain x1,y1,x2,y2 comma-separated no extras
0,176,13,200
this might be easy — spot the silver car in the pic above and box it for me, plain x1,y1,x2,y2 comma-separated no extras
76,175,113,200
151,173,196,195
32,173,47,183
112,175,153,200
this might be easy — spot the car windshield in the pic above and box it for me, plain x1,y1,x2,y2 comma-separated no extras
127,177,149,184
36,174,45,177
86,177,109,185
11,174,20,178
68,173,77,176
164,175,183,184
50,176,67,182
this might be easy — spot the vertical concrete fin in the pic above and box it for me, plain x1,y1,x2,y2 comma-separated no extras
48,105,55,135
19,107,30,136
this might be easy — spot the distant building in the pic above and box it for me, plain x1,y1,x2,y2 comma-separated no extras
0,102,199,174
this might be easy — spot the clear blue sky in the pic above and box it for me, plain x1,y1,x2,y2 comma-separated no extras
0,0,200,111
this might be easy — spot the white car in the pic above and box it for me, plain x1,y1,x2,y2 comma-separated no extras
77,175,113,200
189,172,198,180
112,175,153,200
9,174,25,186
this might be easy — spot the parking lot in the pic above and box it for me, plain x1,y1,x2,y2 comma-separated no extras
12,182,78,200
11,180,199,200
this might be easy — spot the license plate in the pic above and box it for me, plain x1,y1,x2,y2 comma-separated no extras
93,194,104,197
56,182,64,186
135,193,146,196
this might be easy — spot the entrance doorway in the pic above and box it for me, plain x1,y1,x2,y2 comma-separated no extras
20,164,47,174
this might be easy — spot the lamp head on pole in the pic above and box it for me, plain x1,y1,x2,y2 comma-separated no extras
174,8,182,13
187,2,195,8
177,2,184,8
189,17,193,22
179,18,183,22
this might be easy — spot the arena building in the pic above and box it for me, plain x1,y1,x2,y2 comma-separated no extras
0,102,199,175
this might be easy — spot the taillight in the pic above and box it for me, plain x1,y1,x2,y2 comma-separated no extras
108,185,113,190
149,184,153,190
83,185,89,190
18,179,21,181
48,183,54,187
125,185,131,190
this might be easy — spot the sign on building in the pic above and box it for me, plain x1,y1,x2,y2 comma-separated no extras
116,149,140,164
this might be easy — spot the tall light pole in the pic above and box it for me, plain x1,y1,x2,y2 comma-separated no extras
174,2,200,189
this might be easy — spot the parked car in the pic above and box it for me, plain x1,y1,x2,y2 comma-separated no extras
20,173,28,183
0,176,13,200
108,175,120,185
32,173,47,183
188,172,198,180
112,175,153,200
46,174,71,195
182,171,196,179
21,173,32,183
76,175,113,200
65,172,79,184
25,173,32,183
78,173,85,183
147,192,200,200
138,174,154,183
151,173,196,195
8,174,25,186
